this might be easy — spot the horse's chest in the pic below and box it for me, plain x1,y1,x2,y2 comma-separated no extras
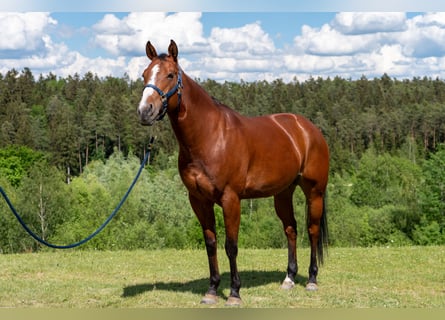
179,164,221,201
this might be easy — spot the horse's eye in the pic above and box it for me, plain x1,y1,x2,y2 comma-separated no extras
167,73,174,79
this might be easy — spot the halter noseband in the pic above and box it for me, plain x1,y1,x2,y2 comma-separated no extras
143,70,183,121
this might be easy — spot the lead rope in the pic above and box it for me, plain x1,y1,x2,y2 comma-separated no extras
0,138,153,249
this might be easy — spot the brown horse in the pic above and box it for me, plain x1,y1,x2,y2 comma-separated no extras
137,40,329,306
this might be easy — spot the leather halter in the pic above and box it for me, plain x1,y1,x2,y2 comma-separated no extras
143,70,183,121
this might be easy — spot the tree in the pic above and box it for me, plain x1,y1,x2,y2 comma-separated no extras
0,146,45,186
16,163,68,247
46,95,78,179
350,149,421,209
416,145,445,244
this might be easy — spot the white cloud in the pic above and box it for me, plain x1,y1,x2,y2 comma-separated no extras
332,12,407,35
127,56,149,80
0,33,127,79
209,22,275,58
400,13,445,58
3,12,445,83
287,12,445,80
0,33,70,74
186,21,278,81
92,13,133,35
93,12,206,56
295,24,380,56
284,54,335,73
0,12,56,55
0,13,128,79
411,12,445,28
125,18,279,82
58,55,128,79
365,44,411,76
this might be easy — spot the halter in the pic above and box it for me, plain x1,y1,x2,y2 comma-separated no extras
143,70,183,121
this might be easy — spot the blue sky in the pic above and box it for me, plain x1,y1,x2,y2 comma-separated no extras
49,12,337,56
1,1,445,82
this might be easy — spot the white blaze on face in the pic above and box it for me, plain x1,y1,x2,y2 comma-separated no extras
138,63,160,112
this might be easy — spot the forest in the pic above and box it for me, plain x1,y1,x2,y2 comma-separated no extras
0,68,444,253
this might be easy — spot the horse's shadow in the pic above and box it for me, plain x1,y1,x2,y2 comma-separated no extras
122,271,308,298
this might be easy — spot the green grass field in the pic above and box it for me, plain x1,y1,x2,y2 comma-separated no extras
0,246,444,308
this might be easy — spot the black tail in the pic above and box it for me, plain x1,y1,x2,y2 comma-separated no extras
317,193,329,265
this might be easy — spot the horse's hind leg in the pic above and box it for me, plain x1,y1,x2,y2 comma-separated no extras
305,188,327,291
274,186,298,290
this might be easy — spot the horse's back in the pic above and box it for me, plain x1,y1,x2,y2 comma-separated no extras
242,112,328,162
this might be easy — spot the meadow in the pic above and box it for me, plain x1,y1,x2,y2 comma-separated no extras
0,246,443,308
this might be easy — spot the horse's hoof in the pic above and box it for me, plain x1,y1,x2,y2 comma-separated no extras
306,282,318,291
200,293,218,304
225,296,242,307
281,276,295,290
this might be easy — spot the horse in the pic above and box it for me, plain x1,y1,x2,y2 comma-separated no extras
137,40,329,306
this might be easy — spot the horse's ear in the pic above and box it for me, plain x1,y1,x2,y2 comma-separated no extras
146,41,157,60
168,39,178,62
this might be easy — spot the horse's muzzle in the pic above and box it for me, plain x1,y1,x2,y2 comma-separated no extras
137,105,157,126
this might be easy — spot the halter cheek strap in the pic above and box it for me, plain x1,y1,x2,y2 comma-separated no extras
144,70,183,121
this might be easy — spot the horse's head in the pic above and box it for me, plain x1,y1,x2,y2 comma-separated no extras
137,40,182,126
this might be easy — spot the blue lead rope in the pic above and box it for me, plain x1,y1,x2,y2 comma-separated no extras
0,148,151,249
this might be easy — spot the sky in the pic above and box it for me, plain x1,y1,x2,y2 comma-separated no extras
1,1,445,82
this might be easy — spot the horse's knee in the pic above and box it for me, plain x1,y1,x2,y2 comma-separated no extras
284,225,297,239
203,230,217,253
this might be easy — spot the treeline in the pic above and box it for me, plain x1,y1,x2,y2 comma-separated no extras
0,69,444,253
2,68,445,175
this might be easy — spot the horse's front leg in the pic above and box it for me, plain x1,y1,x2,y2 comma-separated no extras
221,190,242,306
188,194,220,304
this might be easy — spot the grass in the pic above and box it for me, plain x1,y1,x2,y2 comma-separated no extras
0,246,444,308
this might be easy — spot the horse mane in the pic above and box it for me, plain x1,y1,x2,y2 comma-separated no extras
211,96,223,105
210,95,240,116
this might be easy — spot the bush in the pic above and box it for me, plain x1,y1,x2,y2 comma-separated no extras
366,206,413,246
0,146,45,187
412,219,445,245
350,149,421,210
1,147,443,253
239,200,286,249
419,145,445,239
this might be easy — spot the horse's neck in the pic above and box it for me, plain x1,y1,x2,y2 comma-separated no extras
169,73,223,149
182,73,217,114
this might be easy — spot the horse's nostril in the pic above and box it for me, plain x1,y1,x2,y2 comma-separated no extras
138,105,154,118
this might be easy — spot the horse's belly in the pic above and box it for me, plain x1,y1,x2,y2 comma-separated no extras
242,170,297,198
